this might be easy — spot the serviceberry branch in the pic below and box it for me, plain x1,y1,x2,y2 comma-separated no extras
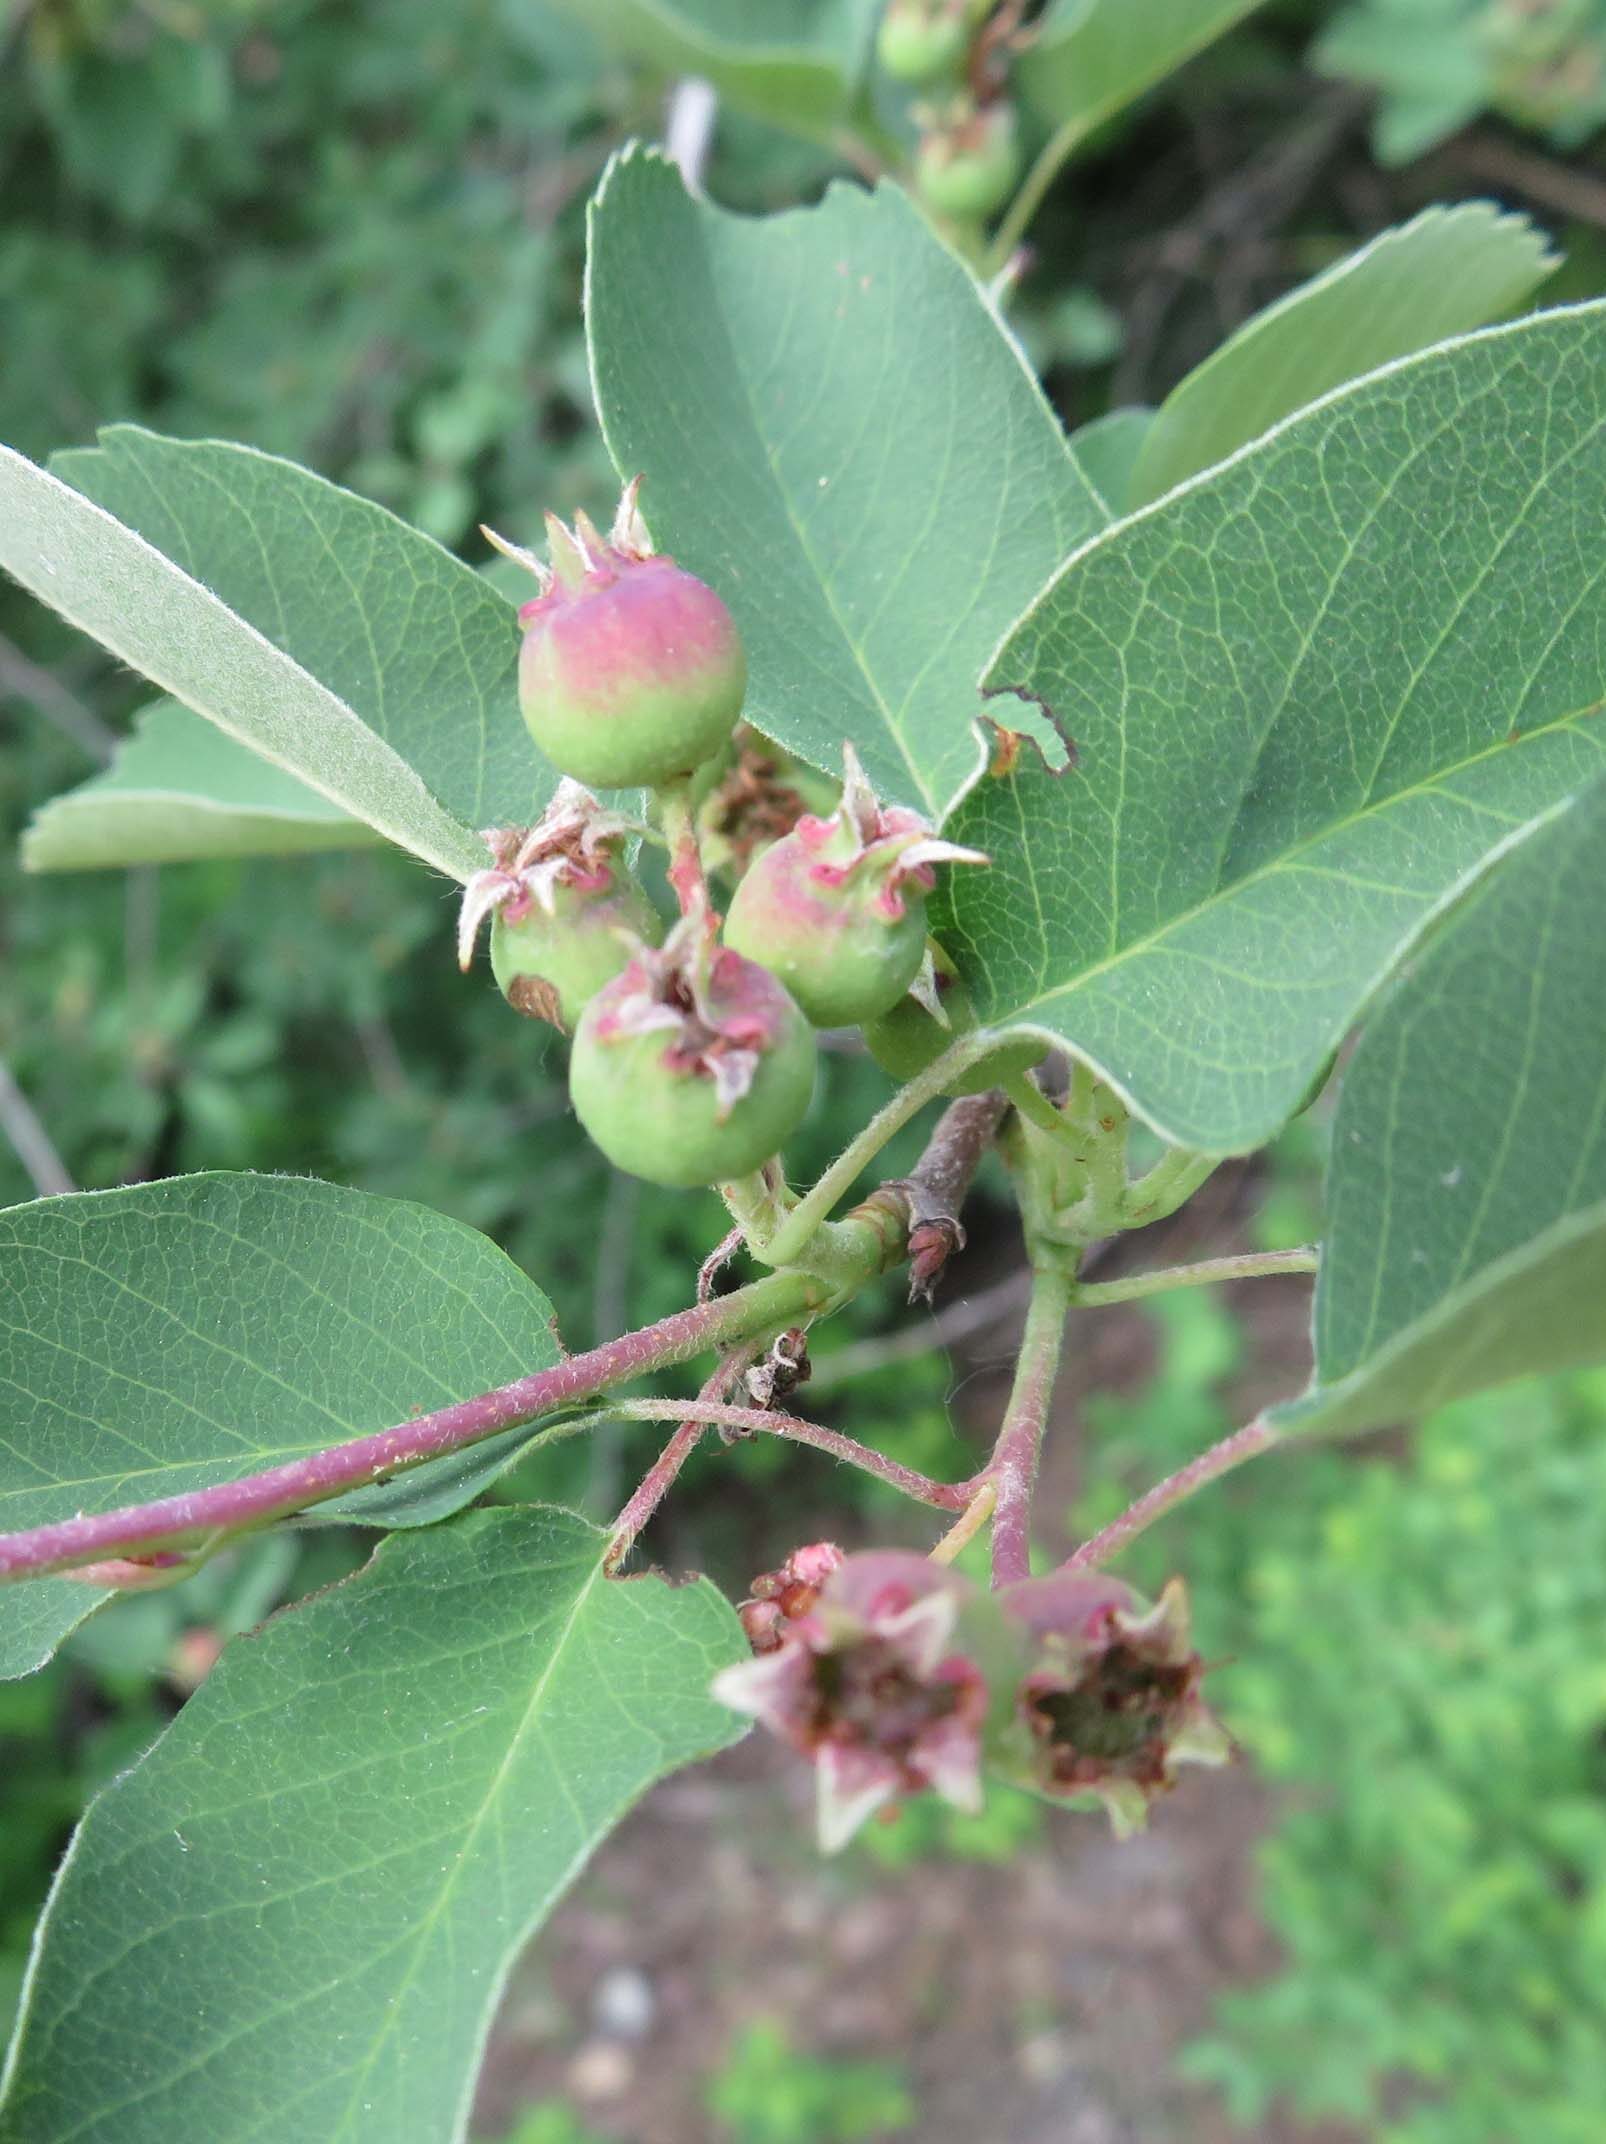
609,1399,976,1510
1070,1246,1319,1307
0,1269,821,1584
0,1090,1008,1586
1064,1415,1284,1572
987,1258,1075,1585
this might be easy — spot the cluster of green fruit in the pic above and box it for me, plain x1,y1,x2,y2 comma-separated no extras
460,484,1002,1189
877,0,1023,224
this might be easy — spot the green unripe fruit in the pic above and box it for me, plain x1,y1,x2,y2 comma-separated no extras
862,947,1042,1094
723,745,987,1029
877,0,970,84
457,781,663,1030
916,102,1020,221
569,934,816,1187
494,484,747,792
488,867,662,1032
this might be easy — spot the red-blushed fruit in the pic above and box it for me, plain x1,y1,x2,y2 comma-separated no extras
724,745,987,1028
916,100,1021,221
487,479,746,791
862,942,1043,1093
876,0,976,85
568,917,816,1187
456,782,663,1031
994,1571,1229,1835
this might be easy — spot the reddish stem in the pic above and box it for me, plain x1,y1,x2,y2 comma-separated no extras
659,780,711,920
1063,1416,1282,1572
988,1262,1074,1586
604,1345,761,1575
0,1269,816,1585
614,1399,975,1511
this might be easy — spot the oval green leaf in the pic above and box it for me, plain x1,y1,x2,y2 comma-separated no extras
1284,774,1606,1437
937,303,1606,1153
1129,203,1557,507
0,1174,563,1673
586,147,1107,818
0,1506,747,2144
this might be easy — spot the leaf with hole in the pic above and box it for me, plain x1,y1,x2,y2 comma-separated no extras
935,303,1606,1153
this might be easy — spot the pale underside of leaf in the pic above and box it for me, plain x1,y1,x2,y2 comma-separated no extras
0,1506,748,2144
1129,201,1558,507
585,146,1107,821
938,302,1606,1153
1285,773,1606,1434
0,444,487,881
23,699,377,871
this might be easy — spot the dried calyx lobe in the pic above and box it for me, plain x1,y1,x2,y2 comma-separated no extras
693,725,840,880
715,1553,1227,1848
568,914,816,1188
715,1550,1009,1851
997,1572,1229,1835
456,780,662,1031
724,745,986,1029
492,478,747,792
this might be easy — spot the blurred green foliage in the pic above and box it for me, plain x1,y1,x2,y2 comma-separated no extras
1082,1293,1606,2142
706,2019,915,2144
1316,0,1606,163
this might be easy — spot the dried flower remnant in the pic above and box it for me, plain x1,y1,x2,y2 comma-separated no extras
456,781,662,1029
999,1572,1229,1835
715,1550,992,1849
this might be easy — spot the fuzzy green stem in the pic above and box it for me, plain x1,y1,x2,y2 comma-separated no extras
929,1481,997,1566
757,1031,1001,1269
987,1260,1075,1586
1064,1416,1283,1571
1071,1246,1318,1308
1002,1069,1069,1139
1121,1146,1221,1227
986,112,1097,274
